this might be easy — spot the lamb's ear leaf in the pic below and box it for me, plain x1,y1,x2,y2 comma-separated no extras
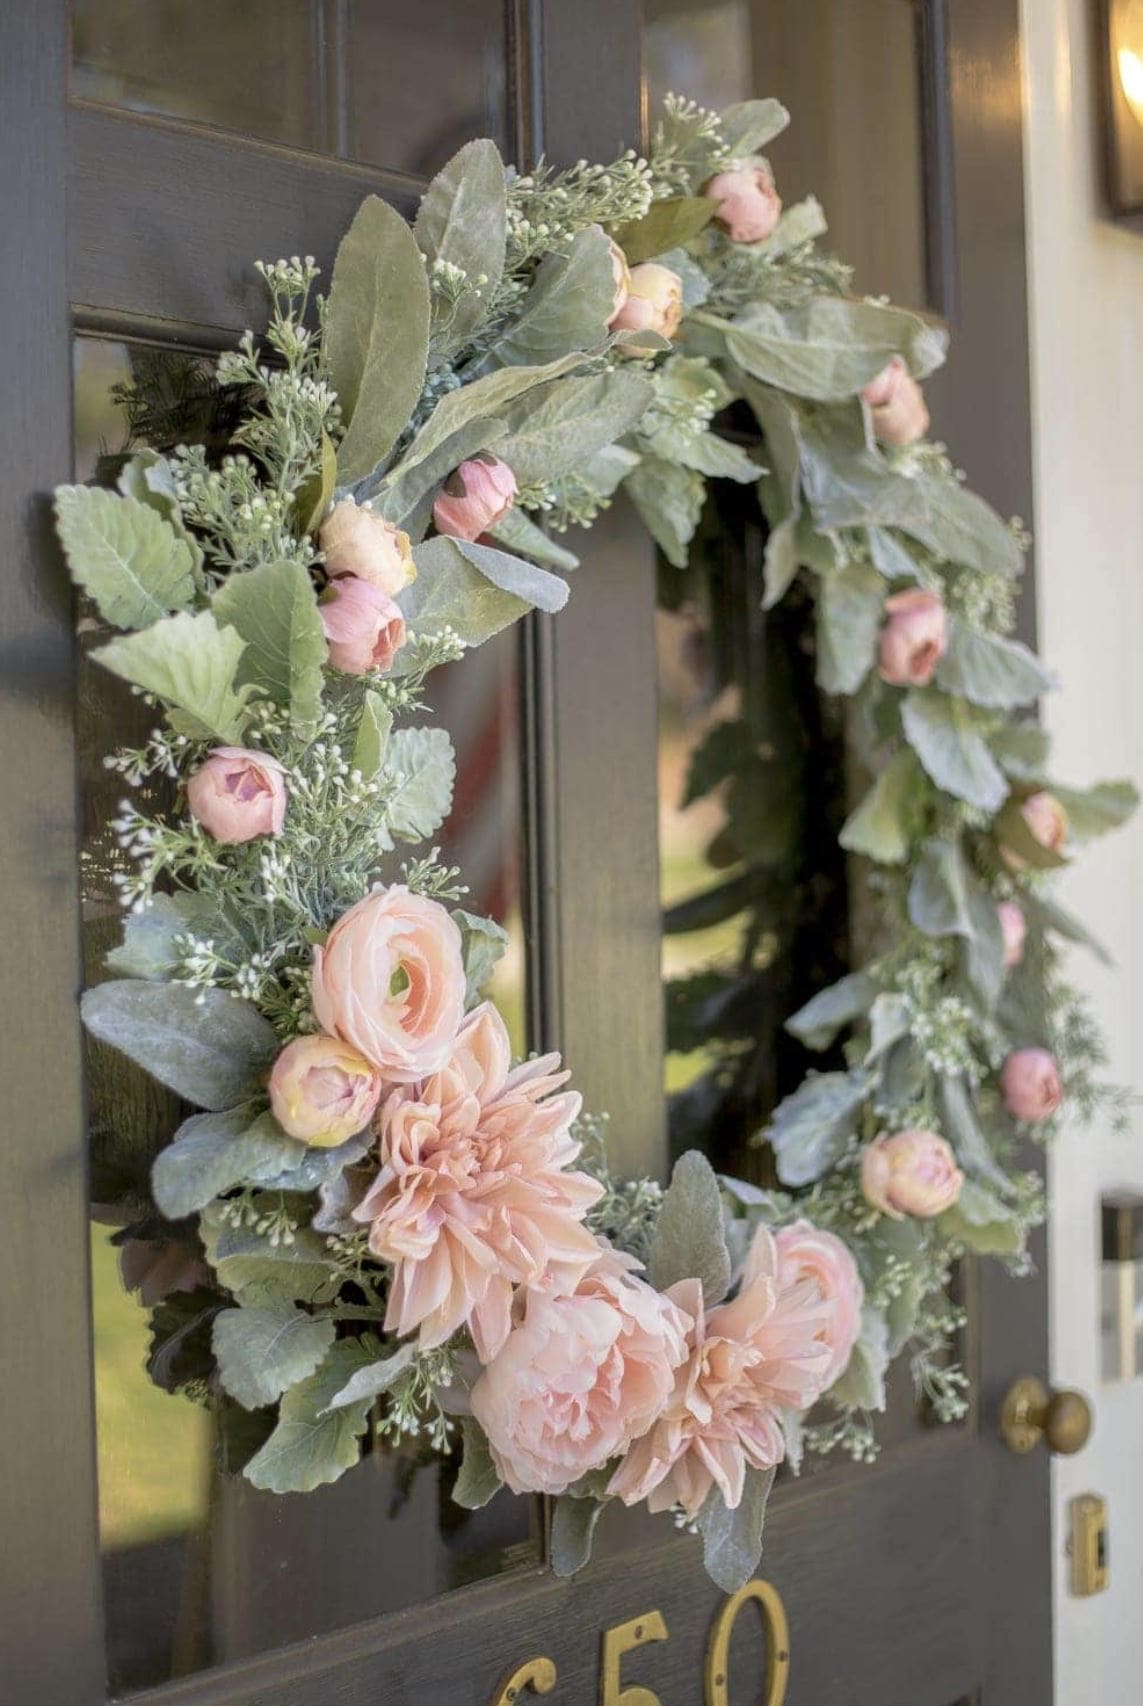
648,1149,732,1303
697,1465,777,1594
610,195,715,265
81,981,278,1111
453,1419,503,1510
551,1494,606,1578
414,138,507,355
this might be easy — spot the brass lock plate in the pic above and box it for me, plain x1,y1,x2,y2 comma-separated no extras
1068,1494,1109,1596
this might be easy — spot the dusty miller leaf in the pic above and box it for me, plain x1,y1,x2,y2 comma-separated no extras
720,97,790,154
55,484,197,630
213,1305,335,1411
382,726,456,843
719,298,946,402
901,691,1009,813
492,225,618,364
496,370,653,487
93,609,256,742
243,1340,377,1494
454,908,509,1002
401,535,569,655
937,1075,1013,1194
767,1071,867,1186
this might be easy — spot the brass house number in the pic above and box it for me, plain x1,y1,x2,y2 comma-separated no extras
491,1578,790,1706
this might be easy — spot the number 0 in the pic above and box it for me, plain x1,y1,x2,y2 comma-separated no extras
704,1579,790,1706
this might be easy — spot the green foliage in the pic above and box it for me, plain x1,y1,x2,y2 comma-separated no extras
490,225,618,365
93,608,256,742
815,561,884,694
454,908,509,1002
212,556,327,731
402,535,569,652
610,195,715,263
81,981,278,1111
624,455,706,567
352,688,393,778
829,1308,890,1411
213,1304,336,1410
767,1071,867,1186
415,138,507,356
935,618,1053,709
839,748,926,864
453,1418,502,1510
551,1492,606,1578
900,690,1009,813
382,727,456,843
55,484,198,629
697,1464,776,1594
786,972,877,1051
648,1149,732,1303
713,297,946,402
497,370,653,486
243,1339,377,1494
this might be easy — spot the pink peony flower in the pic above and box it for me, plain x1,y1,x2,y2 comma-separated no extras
311,884,466,1082
470,1246,691,1494
860,1130,964,1220
606,239,633,327
353,1002,604,1358
609,263,684,342
608,1229,834,1520
1000,1047,1063,1122
186,746,287,844
862,356,930,446
773,1220,864,1387
704,161,783,244
318,499,415,596
432,457,518,542
998,900,1027,970
269,1033,382,1148
319,574,406,675
878,588,948,686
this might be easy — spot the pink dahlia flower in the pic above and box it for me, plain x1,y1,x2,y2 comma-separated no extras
353,1001,604,1359
608,1229,834,1520
470,1246,691,1495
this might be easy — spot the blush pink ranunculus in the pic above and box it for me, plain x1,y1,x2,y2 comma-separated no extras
1022,791,1069,856
319,574,407,675
773,1220,864,1387
860,1130,964,1220
878,588,948,686
607,239,633,327
704,161,783,244
608,1230,834,1520
469,1246,692,1494
311,884,466,1082
185,746,287,844
998,900,1028,970
432,457,518,543
318,498,415,596
1000,1047,1063,1122
269,1034,382,1148
353,1001,604,1358
862,356,930,446
609,263,684,342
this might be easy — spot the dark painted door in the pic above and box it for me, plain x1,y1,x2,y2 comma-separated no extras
0,2,1047,1703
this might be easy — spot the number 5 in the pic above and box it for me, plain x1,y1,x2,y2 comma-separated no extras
600,1610,670,1706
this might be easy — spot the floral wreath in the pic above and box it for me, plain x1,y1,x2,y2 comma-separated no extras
59,95,1136,1594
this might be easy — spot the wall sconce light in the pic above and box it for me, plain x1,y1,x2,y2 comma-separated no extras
1101,0,1143,215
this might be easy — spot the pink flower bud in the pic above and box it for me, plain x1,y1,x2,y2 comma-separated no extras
998,900,1027,970
269,1034,382,1148
861,1130,964,1220
319,574,406,675
1022,791,1069,856
1000,1047,1063,1122
185,746,287,844
862,356,930,446
609,263,684,342
319,499,415,597
606,239,632,328
878,588,948,686
773,1220,864,1386
704,161,783,244
432,457,518,543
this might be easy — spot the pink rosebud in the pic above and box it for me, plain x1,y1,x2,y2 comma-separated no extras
998,900,1027,970
311,883,466,1082
185,746,287,844
269,1033,382,1149
1022,791,1069,856
606,239,632,328
773,1219,864,1387
862,356,930,446
432,456,518,543
860,1130,964,1220
1000,1047,1063,1122
471,1247,691,1493
704,161,783,244
609,262,684,342
319,574,406,675
318,499,415,596
878,588,948,686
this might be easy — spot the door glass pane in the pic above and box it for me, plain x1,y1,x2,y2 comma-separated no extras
644,0,931,310
71,0,510,179
76,337,536,1696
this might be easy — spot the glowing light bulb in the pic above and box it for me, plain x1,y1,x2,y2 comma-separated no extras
1119,46,1143,124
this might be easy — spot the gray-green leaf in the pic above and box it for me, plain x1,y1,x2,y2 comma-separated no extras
696,1465,776,1594
907,838,975,938
92,609,256,742
414,139,507,356
624,455,706,568
786,972,876,1051
816,561,885,694
244,1340,377,1494
551,1494,605,1578
454,908,509,1003
839,748,926,865
151,1105,301,1219
214,1305,335,1411
105,891,226,981
829,1307,890,1410
352,688,393,778
454,1419,503,1510
937,1075,1013,1193
767,1070,867,1187
81,980,277,1110
648,1149,732,1304
491,225,617,365
901,691,1009,813
496,370,653,487
935,618,1053,709
717,298,946,402
55,484,197,630
490,507,580,571
382,726,456,843
323,1342,417,1412
402,535,569,654
720,98,790,155
212,557,327,732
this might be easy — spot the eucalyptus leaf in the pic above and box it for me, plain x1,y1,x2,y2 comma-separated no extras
610,196,715,264
901,691,1009,813
213,1304,335,1411
454,1418,503,1510
382,726,456,843
828,1307,889,1410
767,1070,867,1187
648,1149,732,1303
786,972,876,1051
325,195,431,483
490,507,580,571
415,138,507,355
907,838,975,939
352,689,393,778
55,485,197,630
212,557,327,732
624,455,706,568
496,369,653,486
839,748,926,865
935,619,1054,709
93,609,256,743
696,1465,776,1594
323,1341,417,1412
551,1494,605,1577
816,561,884,694
82,980,277,1111
244,1339,377,1494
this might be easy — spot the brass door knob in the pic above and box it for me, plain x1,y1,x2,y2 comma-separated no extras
1000,1376,1093,1455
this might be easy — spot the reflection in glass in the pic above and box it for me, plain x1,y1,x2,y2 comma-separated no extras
71,0,509,180
657,478,849,1180
644,0,931,310
75,338,534,1694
